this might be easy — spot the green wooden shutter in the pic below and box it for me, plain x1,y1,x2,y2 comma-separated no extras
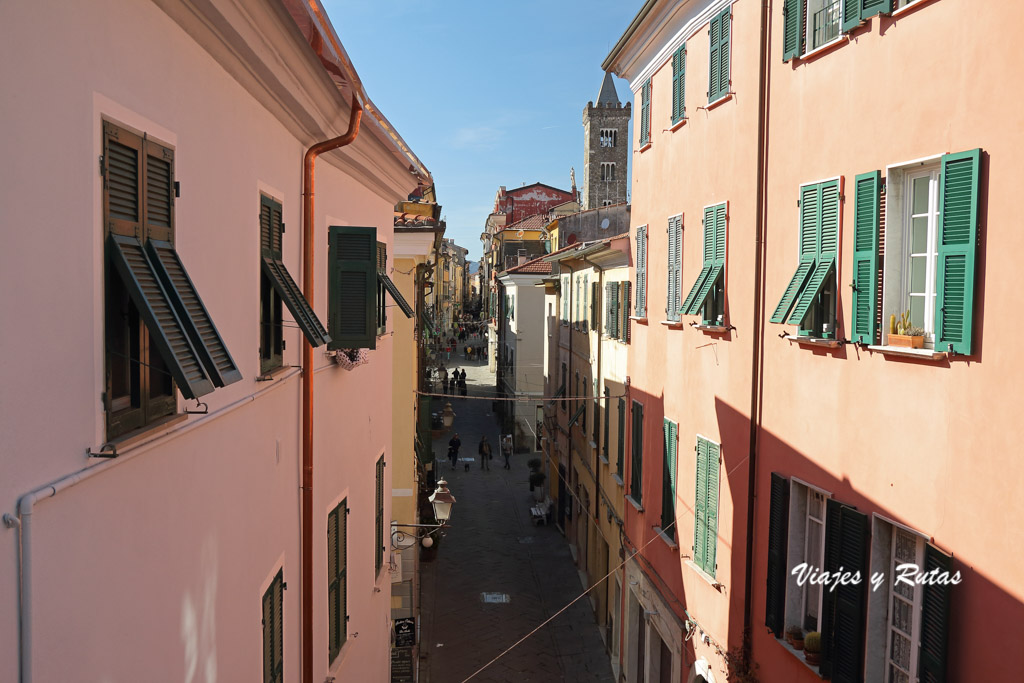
667,217,681,321
380,274,414,318
630,401,643,505
262,578,273,683
842,0,862,33
709,13,721,101
591,280,599,331
375,456,384,576
704,440,720,576
606,282,616,337
617,397,626,478
635,226,647,317
769,261,813,324
263,569,283,683
918,543,953,683
672,45,686,123
640,79,651,146
328,508,340,661
820,501,869,682
851,171,881,343
328,225,377,349
717,8,731,100
583,274,590,328
765,473,790,637
788,182,836,325
621,281,632,342
935,149,981,355
693,437,708,570
782,0,804,61
603,387,610,460
661,419,678,532
860,0,893,22
682,208,715,314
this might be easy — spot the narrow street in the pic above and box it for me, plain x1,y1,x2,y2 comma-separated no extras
420,356,614,683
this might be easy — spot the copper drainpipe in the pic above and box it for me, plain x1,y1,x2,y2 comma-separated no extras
301,96,362,683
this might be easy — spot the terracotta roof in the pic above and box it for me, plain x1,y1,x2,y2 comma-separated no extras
499,213,548,233
505,253,554,275
394,211,437,227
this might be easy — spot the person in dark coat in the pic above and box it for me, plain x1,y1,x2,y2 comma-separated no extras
478,435,492,471
448,433,461,469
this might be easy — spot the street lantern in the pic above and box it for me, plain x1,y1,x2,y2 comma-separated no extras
390,480,457,550
429,479,456,524
441,402,456,428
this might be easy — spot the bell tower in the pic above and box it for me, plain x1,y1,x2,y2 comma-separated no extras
582,72,631,210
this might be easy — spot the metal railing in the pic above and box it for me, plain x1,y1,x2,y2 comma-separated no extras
812,0,842,49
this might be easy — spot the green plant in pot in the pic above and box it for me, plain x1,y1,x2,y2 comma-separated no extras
803,631,821,664
889,310,926,348
786,625,804,650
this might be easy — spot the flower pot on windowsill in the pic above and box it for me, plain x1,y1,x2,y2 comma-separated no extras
803,632,821,664
889,334,924,349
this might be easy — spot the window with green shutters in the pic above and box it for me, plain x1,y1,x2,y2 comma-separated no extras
260,195,284,374
328,226,378,350
606,281,619,338
850,171,881,344
666,215,683,322
620,281,632,342
629,401,643,506
375,455,385,576
681,202,726,323
783,1,892,62
693,436,720,577
661,419,678,535
708,8,731,103
639,79,651,147
562,276,570,324
635,226,647,318
935,150,981,354
671,45,686,124
328,499,348,663
262,568,284,683
616,397,626,480
591,280,599,331
770,179,840,338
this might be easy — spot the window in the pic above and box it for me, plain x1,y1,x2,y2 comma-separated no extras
693,436,720,577
600,128,617,147
872,150,982,353
639,79,651,147
328,499,348,663
102,121,240,439
629,401,644,506
769,180,840,338
375,455,385,576
808,0,842,49
262,569,284,683
602,200,614,207
606,282,619,338
603,387,610,460
783,0,888,61
601,162,616,182
616,397,626,480
593,380,601,446
591,280,599,332
561,276,570,324
666,215,683,322
260,196,284,374
708,8,731,103
671,44,686,124
582,275,589,328
774,480,831,634
635,226,648,318
681,203,726,324
560,363,568,411
660,419,678,534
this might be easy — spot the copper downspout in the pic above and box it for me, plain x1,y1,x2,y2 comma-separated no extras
301,96,362,683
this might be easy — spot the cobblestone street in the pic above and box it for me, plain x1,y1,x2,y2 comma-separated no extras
419,357,615,683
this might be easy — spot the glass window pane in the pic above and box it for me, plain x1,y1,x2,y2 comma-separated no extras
892,595,913,633
912,176,930,214
911,216,928,252
909,297,924,329
891,629,912,669
889,665,910,683
910,256,927,293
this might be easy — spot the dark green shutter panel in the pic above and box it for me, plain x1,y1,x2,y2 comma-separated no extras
693,437,708,571
765,473,790,637
681,265,712,315
661,420,675,530
262,257,331,347
591,280,599,330
380,273,414,318
708,13,720,100
704,441,720,576
782,0,803,61
605,282,616,337
717,9,731,99
860,0,892,22
260,195,283,259
682,207,716,314
603,388,610,459
936,149,981,355
622,281,632,342
107,234,215,400
770,261,813,324
714,203,727,264
687,265,723,316
262,581,273,683
918,544,953,683
147,240,242,387
787,258,835,325
672,46,686,123
640,79,651,146
616,397,626,478
145,144,174,235
832,506,869,683
262,569,283,683
105,129,141,229
819,180,840,257
851,171,881,343
328,225,377,349
801,183,820,256
842,0,862,33
328,509,340,659
630,401,643,505
635,226,647,317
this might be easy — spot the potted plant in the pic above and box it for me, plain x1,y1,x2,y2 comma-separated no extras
888,310,925,348
527,458,542,473
803,631,821,665
529,471,547,501
786,625,804,650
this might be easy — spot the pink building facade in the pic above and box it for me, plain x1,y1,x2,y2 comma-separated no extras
0,2,426,682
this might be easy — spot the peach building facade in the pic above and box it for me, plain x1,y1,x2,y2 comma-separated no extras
0,1,426,682
605,0,1024,681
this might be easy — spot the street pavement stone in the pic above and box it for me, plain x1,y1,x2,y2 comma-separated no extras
420,355,615,683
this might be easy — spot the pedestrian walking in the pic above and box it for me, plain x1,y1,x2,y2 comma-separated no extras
458,376,467,398
501,435,513,470
459,368,467,383
448,433,462,470
478,435,492,470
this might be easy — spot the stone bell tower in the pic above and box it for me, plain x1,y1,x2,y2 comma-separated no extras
582,72,631,210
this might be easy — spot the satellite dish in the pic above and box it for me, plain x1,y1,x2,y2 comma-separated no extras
517,230,525,238
601,218,610,230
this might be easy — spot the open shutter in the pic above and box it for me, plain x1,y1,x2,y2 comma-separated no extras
262,257,331,347
831,506,868,683
682,207,715,314
770,261,813,323
782,0,804,61
262,580,273,683
616,398,626,478
717,8,731,99
271,570,284,683
591,280,599,330
328,225,377,349
851,171,881,343
842,0,862,32
681,265,712,316
693,437,708,571
108,234,215,400
708,13,721,101
380,273,414,318
661,419,677,530
935,149,981,355
786,184,827,325
765,473,790,637
704,440,720,576
630,402,643,504
918,544,953,683
621,281,632,342
860,0,893,22
328,509,340,659
672,45,686,123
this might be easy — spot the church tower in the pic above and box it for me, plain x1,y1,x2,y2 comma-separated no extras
582,72,631,210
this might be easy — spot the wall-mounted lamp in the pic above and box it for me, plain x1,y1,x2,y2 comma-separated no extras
441,402,456,428
390,480,457,550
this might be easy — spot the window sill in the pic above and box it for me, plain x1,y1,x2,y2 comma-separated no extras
704,93,733,111
786,335,842,349
257,363,291,381
774,636,821,676
891,0,936,18
659,320,685,329
799,34,846,61
670,118,687,132
626,495,644,512
629,316,648,325
684,559,723,591
612,474,624,487
654,527,678,549
867,344,948,361
694,324,730,334
106,412,190,454
639,142,652,153
599,454,609,465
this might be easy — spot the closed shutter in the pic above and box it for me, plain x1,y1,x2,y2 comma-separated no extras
147,240,242,387
606,282,617,337
821,500,869,683
672,45,686,123
591,280,599,331
107,234,215,400
328,508,340,660
630,401,643,505
693,437,708,571
661,419,678,531
851,171,881,344
103,122,143,238
376,457,385,576
262,580,273,683
918,544,953,683
640,79,651,146
328,226,377,349
621,281,632,342
709,9,730,101
635,226,647,317
667,216,682,321
603,387,610,460
935,149,981,355
260,195,283,259
616,397,626,478
704,440,720,576
860,0,893,22
782,0,804,61
843,0,862,32
583,274,589,328
765,473,790,637
262,569,283,683
144,139,174,242
787,181,838,325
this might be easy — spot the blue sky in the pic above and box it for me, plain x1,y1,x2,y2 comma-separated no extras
326,0,639,260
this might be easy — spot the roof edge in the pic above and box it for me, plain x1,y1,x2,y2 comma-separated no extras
602,0,660,72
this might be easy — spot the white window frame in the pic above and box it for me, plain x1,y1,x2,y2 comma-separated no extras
785,478,831,635
805,0,844,53
899,166,941,341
